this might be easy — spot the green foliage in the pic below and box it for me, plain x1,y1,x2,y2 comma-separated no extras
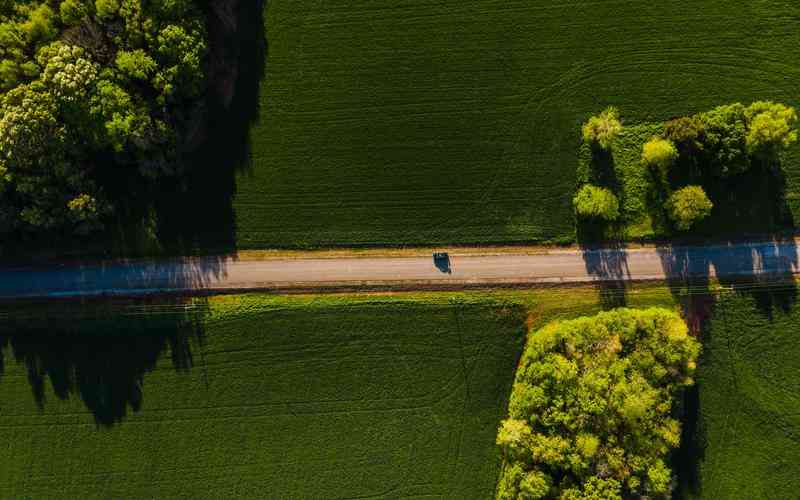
696,103,750,177
496,308,700,500
744,101,798,155
641,137,677,179
59,0,91,25
582,107,622,150
94,0,119,20
573,184,619,221
666,185,713,231
663,116,705,154
115,49,157,81
0,0,208,237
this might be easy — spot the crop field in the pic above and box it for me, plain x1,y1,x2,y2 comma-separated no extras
0,295,526,499
232,0,800,248
680,290,800,498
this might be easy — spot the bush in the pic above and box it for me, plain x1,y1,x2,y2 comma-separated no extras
663,116,705,154
667,185,713,231
573,184,619,221
495,308,700,500
582,107,622,150
641,137,677,178
744,101,798,155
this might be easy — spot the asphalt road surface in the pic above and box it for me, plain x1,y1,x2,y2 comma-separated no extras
1,241,798,299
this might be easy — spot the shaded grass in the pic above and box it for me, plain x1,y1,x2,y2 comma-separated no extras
234,0,800,248
678,291,800,499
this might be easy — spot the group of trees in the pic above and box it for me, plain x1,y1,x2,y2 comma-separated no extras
576,101,798,232
496,308,701,500
575,107,622,222
0,0,208,236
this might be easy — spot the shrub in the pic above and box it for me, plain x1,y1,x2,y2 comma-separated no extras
667,185,713,231
744,101,798,155
582,106,622,150
495,308,700,500
663,116,705,154
641,137,677,178
573,184,619,221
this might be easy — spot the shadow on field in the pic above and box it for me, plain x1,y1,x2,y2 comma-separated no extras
0,299,207,426
672,383,706,499
153,0,269,256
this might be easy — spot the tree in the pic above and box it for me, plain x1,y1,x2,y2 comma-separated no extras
573,184,619,221
641,137,677,180
663,116,704,155
582,107,622,150
696,103,749,177
495,308,700,500
666,185,713,231
744,101,798,156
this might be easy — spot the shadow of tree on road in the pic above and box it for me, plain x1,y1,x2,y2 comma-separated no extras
581,243,630,309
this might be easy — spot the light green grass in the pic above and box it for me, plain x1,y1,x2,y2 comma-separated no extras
234,0,800,248
682,291,800,498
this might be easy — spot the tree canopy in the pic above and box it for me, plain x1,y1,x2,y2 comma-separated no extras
573,184,619,222
641,137,677,180
666,185,713,231
496,308,700,500
581,107,622,150
0,0,207,237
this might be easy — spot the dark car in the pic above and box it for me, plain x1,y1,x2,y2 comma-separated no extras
433,252,451,274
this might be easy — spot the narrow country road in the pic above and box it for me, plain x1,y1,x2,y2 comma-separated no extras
1,240,798,299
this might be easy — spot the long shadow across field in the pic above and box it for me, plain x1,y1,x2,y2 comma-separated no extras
0,299,207,426
154,0,268,255
658,237,798,499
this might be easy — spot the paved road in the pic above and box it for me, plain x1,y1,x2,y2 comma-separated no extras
1,240,798,298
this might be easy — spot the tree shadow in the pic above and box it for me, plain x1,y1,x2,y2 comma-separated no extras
0,298,207,426
580,243,630,309
587,146,621,193
672,383,707,499
0,255,231,298
153,0,269,256
657,238,798,322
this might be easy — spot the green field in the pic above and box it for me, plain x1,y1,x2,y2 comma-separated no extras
0,295,526,499
232,0,800,248
680,290,800,498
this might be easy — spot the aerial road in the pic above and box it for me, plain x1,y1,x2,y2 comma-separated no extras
0,240,797,299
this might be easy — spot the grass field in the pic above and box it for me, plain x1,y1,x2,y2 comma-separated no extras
0,287,684,498
0,294,526,499
231,0,800,248
680,290,800,498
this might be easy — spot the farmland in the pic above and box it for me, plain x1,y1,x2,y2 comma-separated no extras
0,286,683,498
0,294,527,499
232,0,800,248
680,290,800,498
